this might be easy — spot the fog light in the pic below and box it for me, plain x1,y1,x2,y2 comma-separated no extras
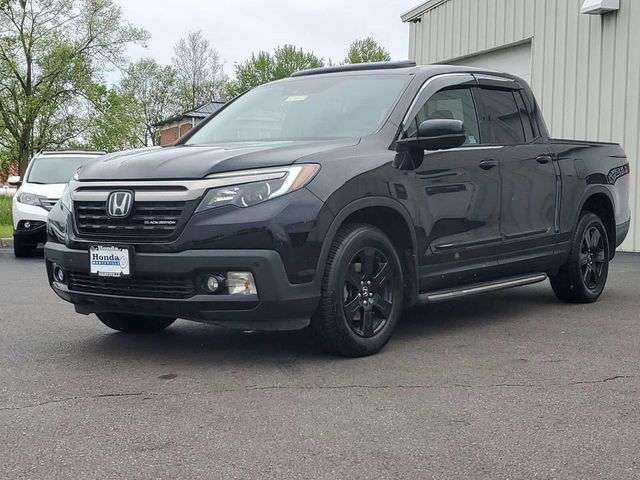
53,265,66,283
204,275,222,293
24,221,31,229
227,272,257,295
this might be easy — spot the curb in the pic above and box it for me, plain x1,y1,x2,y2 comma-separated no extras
0,237,13,249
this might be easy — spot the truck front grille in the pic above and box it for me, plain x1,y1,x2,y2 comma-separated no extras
74,201,186,239
68,272,195,299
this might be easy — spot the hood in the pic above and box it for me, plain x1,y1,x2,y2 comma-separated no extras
76,139,359,181
20,182,67,199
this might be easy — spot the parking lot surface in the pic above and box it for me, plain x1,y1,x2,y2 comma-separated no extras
1,249,639,479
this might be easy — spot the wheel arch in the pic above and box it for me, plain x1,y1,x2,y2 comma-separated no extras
576,187,616,259
316,197,419,306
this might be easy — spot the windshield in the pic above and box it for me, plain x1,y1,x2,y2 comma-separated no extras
27,156,95,184
186,75,409,144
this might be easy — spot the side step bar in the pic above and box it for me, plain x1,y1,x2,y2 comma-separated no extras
418,273,548,303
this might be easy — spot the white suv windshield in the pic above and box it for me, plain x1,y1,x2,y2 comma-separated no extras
186,75,409,144
27,156,93,184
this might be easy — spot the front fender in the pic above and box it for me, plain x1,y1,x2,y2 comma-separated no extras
313,196,419,303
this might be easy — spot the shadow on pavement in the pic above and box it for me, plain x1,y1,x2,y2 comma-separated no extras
397,285,560,340
61,284,561,364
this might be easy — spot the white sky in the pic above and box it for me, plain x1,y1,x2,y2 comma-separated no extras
111,0,418,81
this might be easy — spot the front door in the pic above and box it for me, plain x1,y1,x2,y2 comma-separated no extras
402,75,503,291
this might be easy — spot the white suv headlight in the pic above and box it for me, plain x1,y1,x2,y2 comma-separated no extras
16,191,45,206
196,164,320,212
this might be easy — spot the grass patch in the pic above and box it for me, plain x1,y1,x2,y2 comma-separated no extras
0,196,13,239
0,196,12,226
0,224,12,238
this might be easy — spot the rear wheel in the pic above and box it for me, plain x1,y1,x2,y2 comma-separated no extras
96,313,176,334
311,224,404,357
550,212,610,303
13,237,35,258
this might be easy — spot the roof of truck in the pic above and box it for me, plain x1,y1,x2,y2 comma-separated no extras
290,61,518,82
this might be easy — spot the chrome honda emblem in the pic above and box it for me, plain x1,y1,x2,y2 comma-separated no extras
107,191,133,218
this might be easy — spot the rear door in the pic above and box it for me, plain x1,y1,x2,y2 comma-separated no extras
476,77,558,267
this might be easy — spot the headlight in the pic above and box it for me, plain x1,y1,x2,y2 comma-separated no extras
16,191,45,206
196,164,320,212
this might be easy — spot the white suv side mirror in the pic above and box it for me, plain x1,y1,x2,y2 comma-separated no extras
7,175,21,187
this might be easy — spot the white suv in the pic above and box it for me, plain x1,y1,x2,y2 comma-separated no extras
10,150,104,257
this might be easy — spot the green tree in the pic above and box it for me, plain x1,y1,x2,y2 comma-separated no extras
226,45,324,98
344,37,391,64
85,85,141,152
0,117,15,181
0,0,148,175
120,58,180,146
172,30,227,110
0,145,15,182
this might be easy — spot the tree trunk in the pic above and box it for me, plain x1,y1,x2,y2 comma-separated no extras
18,138,31,178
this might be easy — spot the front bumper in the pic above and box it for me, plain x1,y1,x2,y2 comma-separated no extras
14,221,47,245
13,201,49,244
45,242,320,331
12,200,49,227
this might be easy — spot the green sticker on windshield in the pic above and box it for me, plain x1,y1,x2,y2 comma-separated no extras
285,95,308,102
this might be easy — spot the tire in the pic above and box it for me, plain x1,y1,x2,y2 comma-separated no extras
549,212,610,304
13,237,35,258
96,313,176,334
310,224,404,357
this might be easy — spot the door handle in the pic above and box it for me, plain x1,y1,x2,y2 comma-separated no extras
536,155,552,164
479,159,498,170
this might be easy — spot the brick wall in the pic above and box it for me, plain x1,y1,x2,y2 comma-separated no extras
1,161,18,184
159,122,194,146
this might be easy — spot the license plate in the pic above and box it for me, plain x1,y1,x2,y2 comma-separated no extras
89,246,131,277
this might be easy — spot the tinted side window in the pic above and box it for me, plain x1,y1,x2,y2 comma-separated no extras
482,88,526,144
407,88,481,145
514,91,535,141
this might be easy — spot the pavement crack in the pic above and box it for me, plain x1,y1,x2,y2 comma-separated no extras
0,392,144,411
569,375,634,385
1,375,634,411
247,384,436,391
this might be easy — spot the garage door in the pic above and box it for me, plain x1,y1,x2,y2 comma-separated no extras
448,42,532,84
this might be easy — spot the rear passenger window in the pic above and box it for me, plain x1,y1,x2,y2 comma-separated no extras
407,88,481,145
481,89,526,144
514,91,535,141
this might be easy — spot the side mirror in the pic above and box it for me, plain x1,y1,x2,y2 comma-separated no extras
7,175,21,187
397,119,467,151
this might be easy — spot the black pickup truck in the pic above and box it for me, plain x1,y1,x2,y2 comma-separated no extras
45,61,631,357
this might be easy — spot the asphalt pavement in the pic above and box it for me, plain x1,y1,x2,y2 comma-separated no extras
1,249,639,479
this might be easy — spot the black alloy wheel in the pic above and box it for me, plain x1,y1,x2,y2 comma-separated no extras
342,247,395,338
580,225,607,291
311,223,404,357
550,212,609,304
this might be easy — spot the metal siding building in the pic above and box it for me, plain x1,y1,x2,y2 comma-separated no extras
403,0,640,252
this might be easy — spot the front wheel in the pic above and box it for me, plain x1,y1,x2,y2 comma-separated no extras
96,313,176,334
310,224,404,357
550,212,610,304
